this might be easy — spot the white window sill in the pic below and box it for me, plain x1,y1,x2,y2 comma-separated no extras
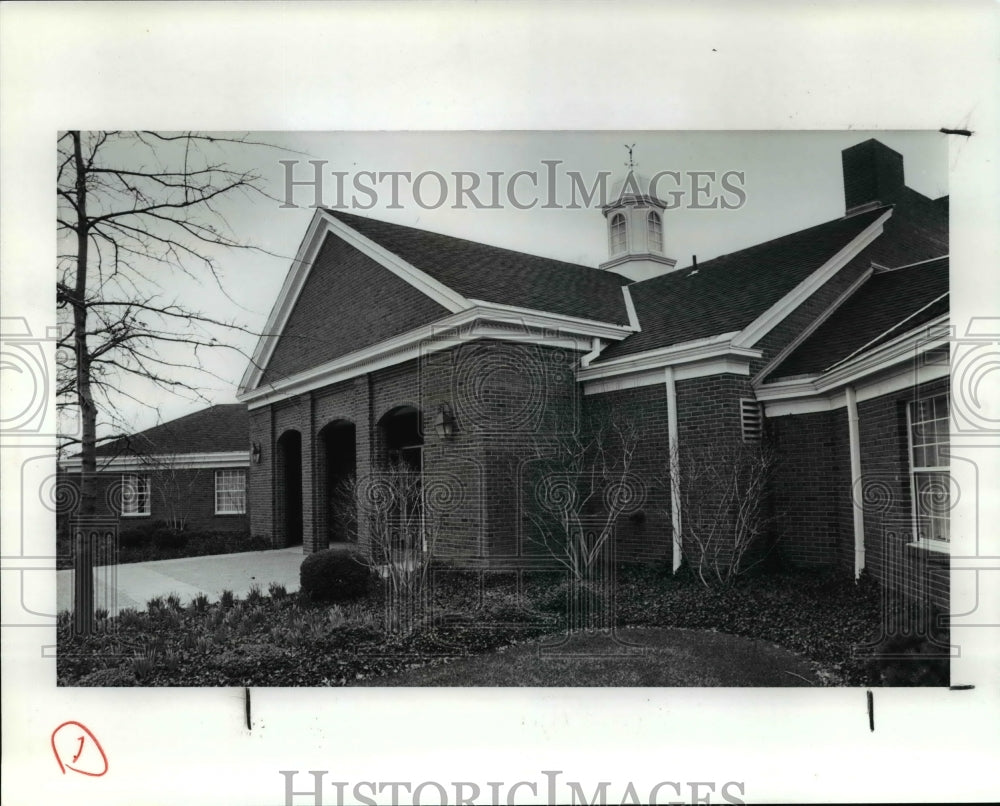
214,511,246,516
907,539,950,554
120,512,151,518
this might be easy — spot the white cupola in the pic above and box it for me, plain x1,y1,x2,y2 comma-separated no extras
598,150,677,282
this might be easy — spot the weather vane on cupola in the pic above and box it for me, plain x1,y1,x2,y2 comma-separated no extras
624,143,637,171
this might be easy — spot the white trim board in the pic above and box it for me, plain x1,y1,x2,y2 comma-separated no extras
760,355,950,417
59,451,250,472
582,357,751,396
733,208,892,349
752,266,875,385
239,210,475,395
239,308,604,410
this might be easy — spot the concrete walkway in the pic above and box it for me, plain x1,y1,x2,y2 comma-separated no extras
56,546,305,616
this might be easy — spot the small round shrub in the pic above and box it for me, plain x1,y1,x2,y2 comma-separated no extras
300,547,371,603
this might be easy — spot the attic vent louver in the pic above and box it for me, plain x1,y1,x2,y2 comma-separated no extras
740,398,763,442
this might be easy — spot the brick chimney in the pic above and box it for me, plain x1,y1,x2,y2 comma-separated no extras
841,139,905,214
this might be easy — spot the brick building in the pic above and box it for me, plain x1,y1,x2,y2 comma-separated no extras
59,404,250,534
238,138,949,604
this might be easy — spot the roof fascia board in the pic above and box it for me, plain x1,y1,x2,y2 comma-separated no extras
762,359,949,417
578,332,757,381
239,311,597,409
321,211,473,313
755,315,949,404
466,299,634,338
733,208,893,349
60,451,249,472
822,292,948,372
621,286,641,331
239,208,328,393
239,210,475,395
752,266,875,385
583,356,751,395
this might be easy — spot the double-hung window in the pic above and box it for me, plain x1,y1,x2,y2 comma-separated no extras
121,473,151,517
215,469,247,515
908,393,950,548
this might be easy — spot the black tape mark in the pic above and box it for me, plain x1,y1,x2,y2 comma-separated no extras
245,687,252,731
939,128,973,137
950,684,975,691
867,689,875,732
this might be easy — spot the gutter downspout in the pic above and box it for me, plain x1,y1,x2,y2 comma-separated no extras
665,366,682,573
845,385,866,578
580,337,604,368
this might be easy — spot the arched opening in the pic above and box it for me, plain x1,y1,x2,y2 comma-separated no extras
647,210,663,253
318,420,356,546
610,213,627,254
379,406,423,473
275,430,303,547
378,406,424,552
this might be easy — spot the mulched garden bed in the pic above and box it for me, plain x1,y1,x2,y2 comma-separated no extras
57,564,945,687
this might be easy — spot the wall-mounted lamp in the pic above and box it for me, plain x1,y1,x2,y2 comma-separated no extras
433,403,457,439
251,441,262,464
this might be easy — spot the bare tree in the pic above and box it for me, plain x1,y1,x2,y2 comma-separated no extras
671,438,780,589
527,410,643,583
57,130,284,631
336,463,445,636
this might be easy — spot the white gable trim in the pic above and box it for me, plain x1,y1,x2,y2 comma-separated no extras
822,292,948,373
756,315,949,416
59,451,249,472
323,211,473,313
239,210,474,395
238,304,617,409
621,285,641,331
466,299,634,338
582,356,751,395
578,331,757,383
732,208,892,349
752,266,875,384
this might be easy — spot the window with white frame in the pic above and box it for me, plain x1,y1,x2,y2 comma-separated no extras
647,210,663,252
215,469,247,515
121,473,151,516
908,393,950,546
610,213,627,254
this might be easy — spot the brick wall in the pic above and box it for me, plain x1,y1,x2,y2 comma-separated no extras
249,339,585,563
857,376,950,611
577,385,672,564
769,408,851,569
769,374,950,611
57,466,250,534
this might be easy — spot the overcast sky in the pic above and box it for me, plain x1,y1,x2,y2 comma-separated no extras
101,130,948,436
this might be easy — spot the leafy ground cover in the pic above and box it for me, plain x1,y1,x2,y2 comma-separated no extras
57,564,945,687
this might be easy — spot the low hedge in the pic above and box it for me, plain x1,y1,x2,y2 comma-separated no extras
300,547,371,602
57,523,273,567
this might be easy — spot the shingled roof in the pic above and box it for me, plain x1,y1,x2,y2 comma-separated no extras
326,209,631,325
94,404,248,457
766,256,949,380
592,206,889,362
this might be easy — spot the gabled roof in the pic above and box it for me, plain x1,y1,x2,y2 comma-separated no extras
324,210,631,325
766,256,949,380
592,207,890,362
94,404,248,457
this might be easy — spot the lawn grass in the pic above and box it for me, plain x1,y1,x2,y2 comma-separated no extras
55,562,934,688
357,627,821,686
